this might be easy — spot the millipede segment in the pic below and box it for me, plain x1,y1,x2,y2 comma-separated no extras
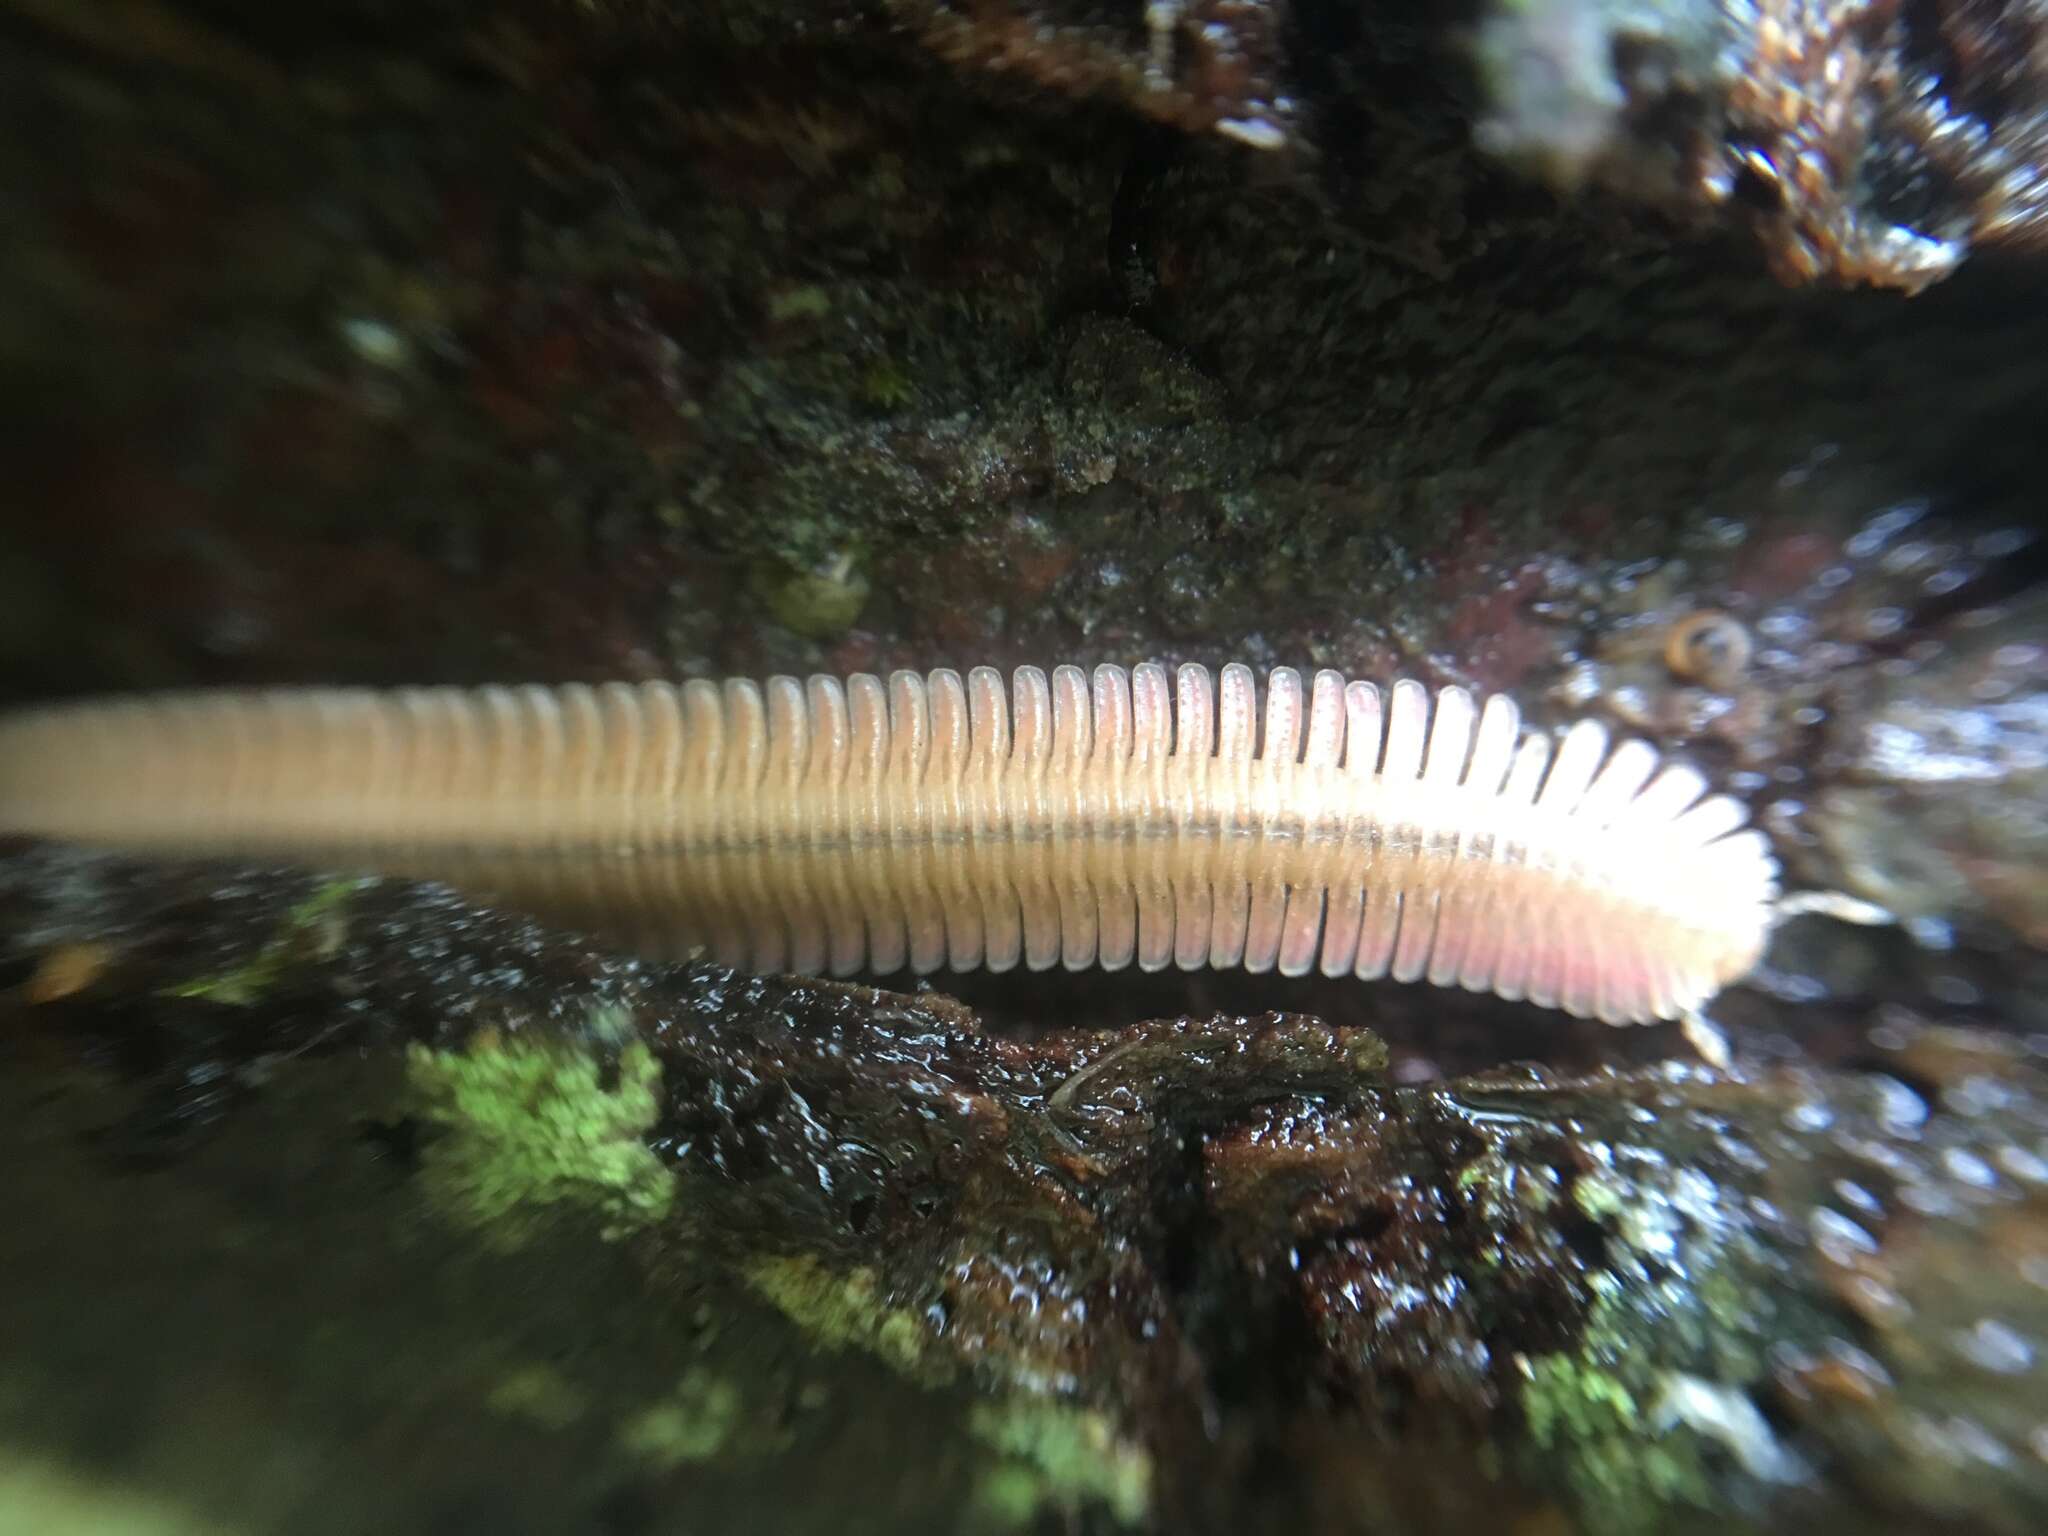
0,664,1780,1023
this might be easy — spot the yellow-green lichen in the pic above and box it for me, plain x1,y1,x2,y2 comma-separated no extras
968,1400,1151,1529
407,1029,672,1250
162,877,361,1006
743,1254,949,1386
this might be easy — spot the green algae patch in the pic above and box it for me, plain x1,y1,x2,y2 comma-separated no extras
743,1254,950,1386
407,1030,673,1251
162,877,361,1006
618,1368,749,1469
969,1399,1151,1529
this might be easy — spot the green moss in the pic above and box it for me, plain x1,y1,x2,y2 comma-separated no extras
1523,1351,1640,1444
1511,1146,1808,1532
163,877,361,1005
1522,1350,1707,1526
407,1029,673,1251
0,1451,226,1536
486,1363,590,1431
749,549,870,638
765,284,832,323
968,1400,1151,1529
1572,1171,1625,1222
743,1254,949,1386
618,1369,746,1468
857,358,915,412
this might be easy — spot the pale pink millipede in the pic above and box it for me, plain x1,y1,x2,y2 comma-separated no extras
0,664,1780,1024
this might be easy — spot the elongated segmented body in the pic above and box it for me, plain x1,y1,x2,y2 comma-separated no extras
0,665,1778,1023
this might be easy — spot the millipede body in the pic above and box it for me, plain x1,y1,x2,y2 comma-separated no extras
0,664,1779,1024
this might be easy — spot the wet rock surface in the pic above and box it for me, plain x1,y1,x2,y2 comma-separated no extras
5,842,2048,1533
1474,0,2048,291
1814,587,2048,946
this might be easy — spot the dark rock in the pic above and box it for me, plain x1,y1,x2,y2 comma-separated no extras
5,841,2047,1532
1473,0,2048,291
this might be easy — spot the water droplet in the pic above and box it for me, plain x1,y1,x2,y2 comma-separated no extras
1943,1415,2019,1467
1810,1206,1878,1263
1905,916,1956,951
1897,1180,1959,1217
340,316,409,368
1786,1099,1834,1132
1996,1144,2048,1184
1872,1075,1929,1132
1848,1273,1911,1324
1924,567,1971,596
1881,540,1937,575
1869,1017,1912,1053
1973,528,2033,559
1846,501,1927,559
1928,974,1980,1006
1941,1147,1997,1188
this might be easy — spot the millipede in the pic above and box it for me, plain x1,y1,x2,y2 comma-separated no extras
0,664,1781,1025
